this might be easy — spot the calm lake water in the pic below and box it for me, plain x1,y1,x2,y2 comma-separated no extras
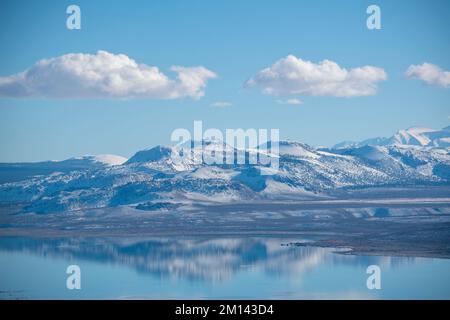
0,236,449,299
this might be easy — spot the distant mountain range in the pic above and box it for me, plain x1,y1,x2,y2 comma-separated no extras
333,126,450,149
0,126,449,213
0,154,127,184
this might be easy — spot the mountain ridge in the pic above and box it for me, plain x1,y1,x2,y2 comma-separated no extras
0,125,449,214
333,125,450,149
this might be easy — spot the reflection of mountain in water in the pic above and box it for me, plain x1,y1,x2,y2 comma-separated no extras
0,237,415,282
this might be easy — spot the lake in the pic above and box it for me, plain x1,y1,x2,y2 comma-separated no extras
0,236,449,299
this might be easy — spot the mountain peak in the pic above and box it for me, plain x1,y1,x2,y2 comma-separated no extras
126,145,173,164
68,154,128,166
404,126,434,132
334,125,450,149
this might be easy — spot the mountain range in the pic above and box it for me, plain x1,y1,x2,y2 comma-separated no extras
333,126,450,149
0,126,449,214
0,154,127,184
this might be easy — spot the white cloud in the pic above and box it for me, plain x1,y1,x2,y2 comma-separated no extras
406,63,450,88
277,98,303,105
0,50,217,99
210,101,232,108
245,55,387,97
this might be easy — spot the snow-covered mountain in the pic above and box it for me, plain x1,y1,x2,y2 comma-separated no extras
0,154,127,184
333,126,450,149
0,126,449,214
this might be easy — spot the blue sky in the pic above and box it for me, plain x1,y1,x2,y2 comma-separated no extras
0,0,449,162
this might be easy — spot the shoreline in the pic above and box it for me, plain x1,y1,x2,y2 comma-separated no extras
1,196,449,260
